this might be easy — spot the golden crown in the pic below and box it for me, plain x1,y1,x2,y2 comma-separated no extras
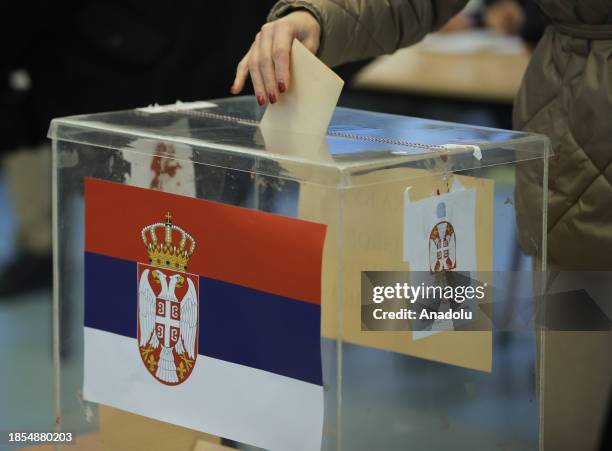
141,212,196,271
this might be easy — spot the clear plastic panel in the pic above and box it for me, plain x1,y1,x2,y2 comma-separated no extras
53,138,343,450
336,164,545,451
51,97,548,451
49,97,549,187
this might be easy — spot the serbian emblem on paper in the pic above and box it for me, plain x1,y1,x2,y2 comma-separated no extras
137,212,199,385
429,218,457,273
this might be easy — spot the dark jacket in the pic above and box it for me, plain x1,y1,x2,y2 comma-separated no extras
0,0,276,152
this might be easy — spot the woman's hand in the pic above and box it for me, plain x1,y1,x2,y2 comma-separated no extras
230,10,321,106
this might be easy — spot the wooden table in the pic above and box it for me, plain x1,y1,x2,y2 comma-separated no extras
351,31,531,104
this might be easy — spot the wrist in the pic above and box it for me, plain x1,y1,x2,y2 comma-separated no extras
267,0,323,29
268,0,325,58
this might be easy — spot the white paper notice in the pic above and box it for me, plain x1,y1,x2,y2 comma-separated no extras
260,39,344,137
403,188,477,340
403,188,477,272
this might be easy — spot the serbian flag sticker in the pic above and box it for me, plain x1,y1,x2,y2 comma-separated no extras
83,178,326,451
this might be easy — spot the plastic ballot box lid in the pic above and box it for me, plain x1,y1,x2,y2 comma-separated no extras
48,96,549,187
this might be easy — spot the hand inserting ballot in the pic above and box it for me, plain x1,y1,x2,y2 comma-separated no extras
230,11,321,106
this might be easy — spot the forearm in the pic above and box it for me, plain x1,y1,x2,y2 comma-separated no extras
268,0,467,66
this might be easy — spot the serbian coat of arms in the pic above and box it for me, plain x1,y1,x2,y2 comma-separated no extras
429,220,457,273
428,199,457,273
137,212,199,385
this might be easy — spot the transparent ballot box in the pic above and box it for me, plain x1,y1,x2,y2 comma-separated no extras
49,96,549,451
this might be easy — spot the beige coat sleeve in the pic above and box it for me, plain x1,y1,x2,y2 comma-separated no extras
268,0,468,66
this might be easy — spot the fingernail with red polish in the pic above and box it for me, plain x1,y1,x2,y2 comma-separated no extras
269,93,277,104
257,95,265,106
278,81,286,93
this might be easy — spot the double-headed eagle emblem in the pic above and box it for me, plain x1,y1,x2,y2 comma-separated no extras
137,212,199,385
429,220,457,273
428,198,457,273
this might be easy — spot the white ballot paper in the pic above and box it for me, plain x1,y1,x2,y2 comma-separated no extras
260,39,344,137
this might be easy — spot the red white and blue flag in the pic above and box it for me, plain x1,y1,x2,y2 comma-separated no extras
83,178,326,450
